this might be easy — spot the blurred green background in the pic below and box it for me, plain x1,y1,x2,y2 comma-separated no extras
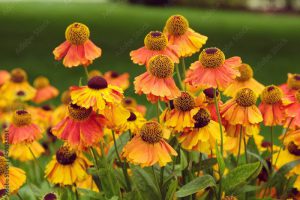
1,1,299,109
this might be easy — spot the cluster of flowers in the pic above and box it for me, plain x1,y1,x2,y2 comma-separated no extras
0,15,299,199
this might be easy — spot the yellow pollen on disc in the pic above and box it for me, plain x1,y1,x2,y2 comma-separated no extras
144,31,168,51
261,85,283,104
199,47,225,68
174,92,195,111
10,68,27,83
65,22,90,45
68,104,92,121
165,15,189,36
12,110,32,127
287,74,300,90
236,64,253,82
140,121,163,144
0,157,7,175
148,55,174,78
235,88,257,107
34,76,50,89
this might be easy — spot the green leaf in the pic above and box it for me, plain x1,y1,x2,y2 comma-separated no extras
179,149,188,170
215,143,225,175
77,188,105,200
193,158,217,172
165,179,178,200
269,159,300,187
107,132,130,164
131,166,161,200
247,151,270,175
175,175,216,198
222,162,261,194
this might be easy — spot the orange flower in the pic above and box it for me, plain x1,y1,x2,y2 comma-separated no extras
130,31,180,66
280,73,300,96
32,76,59,104
160,92,199,132
283,129,300,147
185,47,241,90
122,97,147,116
259,85,292,126
220,88,263,126
284,89,300,130
178,108,224,154
8,110,42,144
52,103,106,149
134,55,181,103
52,90,71,126
163,15,207,57
0,70,10,87
122,121,177,167
103,71,130,90
53,22,101,68
224,63,264,97
70,76,124,111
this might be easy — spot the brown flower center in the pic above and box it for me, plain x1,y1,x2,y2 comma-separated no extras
235,88,256,107
34,76,50,89
261,85,282,104
127,112,137,121
122,97,137,108
174,92,195,111
287,142,300,156
110,71,119,78
199,47,225,68
56,146,77,165
87,76,108,90
140,121,162,144
12,110,32,126
148,55,174,78
43,192,58,200
10,68,27,83
193,108,211,128
68,103,92,121
144,31,168,51
165,15,189,36
203,87,219,100
65,22,90,45
287,74,300,90
236,64,253,82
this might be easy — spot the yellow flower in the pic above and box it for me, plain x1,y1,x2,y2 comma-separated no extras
116,109,146,135
45,145,91,186
76,175,99,192
70,76,123,111
0,156,26,194
9,141,44,162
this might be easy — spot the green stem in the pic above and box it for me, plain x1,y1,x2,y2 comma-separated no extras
75,185,80,200
213,88,224,155
156,100,160,121
274,119,293,169
27,146,44,174
244,136,248,163
175,63,184,90
181,58,186,91
112,131,131,191
160,167,164,189
17,192,24,200
152,166,162,200
236,127,243,165
270,126,274,173
83,66,89,81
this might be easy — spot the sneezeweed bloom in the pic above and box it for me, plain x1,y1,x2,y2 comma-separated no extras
160,92,199,132
221,88,263,126
0,155,26,194
52,90,71,126
76,175,99,192
178,108,224,154
122,121,177,167
224,63,264,97
0,70,10,87
52,103,106,149
53,22,101,68
202,88,224,123
185,47,241,90
134,55,181,103
70,76,124,111
259,85,291,126
101,104,130,130
130,31,180,66
280,73,300,96
122,97,147,116
8,110,42,144
284,89,300,130
32,76,59,104
103,71,130,90
0,68,36,101
28,105,53,130
163,15,208,57
9,141,44,162
45,145,91,186
284,129,300,147
115,109,146,135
